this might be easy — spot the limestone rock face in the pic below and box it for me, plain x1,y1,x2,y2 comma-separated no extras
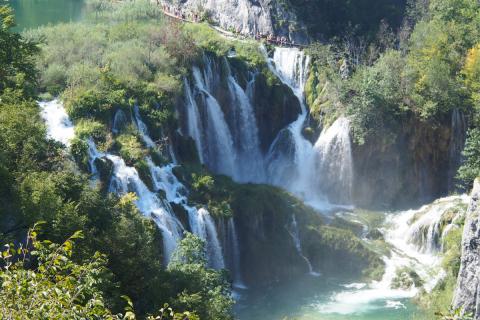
452,179,480,319
176,0,309,44
351,115,461,209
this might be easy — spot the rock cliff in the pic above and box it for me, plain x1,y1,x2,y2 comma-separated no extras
175,0,309,44
452,179,480,319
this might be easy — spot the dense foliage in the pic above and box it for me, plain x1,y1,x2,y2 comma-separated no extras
306,0,480,187
0,3,234,319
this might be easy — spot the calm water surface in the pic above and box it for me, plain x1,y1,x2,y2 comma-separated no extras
10,0,85,30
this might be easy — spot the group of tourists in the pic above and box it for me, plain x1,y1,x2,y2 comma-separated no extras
158,1,200,22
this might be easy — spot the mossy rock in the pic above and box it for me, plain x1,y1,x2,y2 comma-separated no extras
391,267,423,289
94,157,113,193
366,228,384,240
305,225,385,281
330,215,364,236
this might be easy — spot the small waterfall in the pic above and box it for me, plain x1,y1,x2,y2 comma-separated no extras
146,158,226,269
112,109,127,134
38,99,75,146
133,105,156,149
313,117,353,203
191,66,237,176
395,195,469,254
184,78,205,163
106,153,184,263
270,47,310,98
227,218,247,288
319,195,468,314
227,72,265,182
448,108,467,190
286,215,319,276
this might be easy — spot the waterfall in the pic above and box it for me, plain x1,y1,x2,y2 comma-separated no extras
106,154,184,263
227,72,265,183
313,117,353,203
191,66,237,177
286,215,319,276
38,99,75,146
319,195,468,314
265,47,353,208
448,108,467,190
146,158,226,269
133,105,156,149
392,195,469,254
112,109,127,134
227,218,247,288
184,78,205,163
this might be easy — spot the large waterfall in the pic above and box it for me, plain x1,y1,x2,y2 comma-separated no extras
182,48,354,208
265,47,353,207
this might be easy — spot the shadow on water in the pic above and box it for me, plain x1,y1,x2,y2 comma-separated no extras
10,0,85,31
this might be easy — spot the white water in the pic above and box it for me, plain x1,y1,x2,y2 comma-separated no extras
314,117,353,203
227,218,247,288
227,72,265,182
287,215,320,276
265,47,353,208
133,105,156,148
183,77,205,163
39,99,75,146
146,158,226,269
316,195,468,315
107,153,184,262
39,99,229,267
192,66,237,177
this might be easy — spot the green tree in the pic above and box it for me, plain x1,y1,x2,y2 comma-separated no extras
0,227,121,319
0,5,38,95
168,233,234,320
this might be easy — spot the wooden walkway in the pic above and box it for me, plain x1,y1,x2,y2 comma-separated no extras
157,2,306,49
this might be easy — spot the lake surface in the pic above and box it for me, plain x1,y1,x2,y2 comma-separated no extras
10,0,85,30
235,275,426,320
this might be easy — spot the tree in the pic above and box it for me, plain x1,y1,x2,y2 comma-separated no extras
0,5,38,95
0,226,121,319
168,233,234,320
457,128,480,188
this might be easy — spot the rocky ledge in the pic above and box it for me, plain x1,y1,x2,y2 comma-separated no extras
452,178,480,319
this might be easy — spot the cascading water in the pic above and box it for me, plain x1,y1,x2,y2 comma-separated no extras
182,50,354,206
448,108,467,191
147,157,226,269
40,99,228,267
286,215,319,276
191,66,237,177
390,194,468,255
314,117,353,203
133,105,156,149
265,47,353,208
227,218,247,288
226,70,265,182
315,195,468,315
106,153,184,262
39,99,75,146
